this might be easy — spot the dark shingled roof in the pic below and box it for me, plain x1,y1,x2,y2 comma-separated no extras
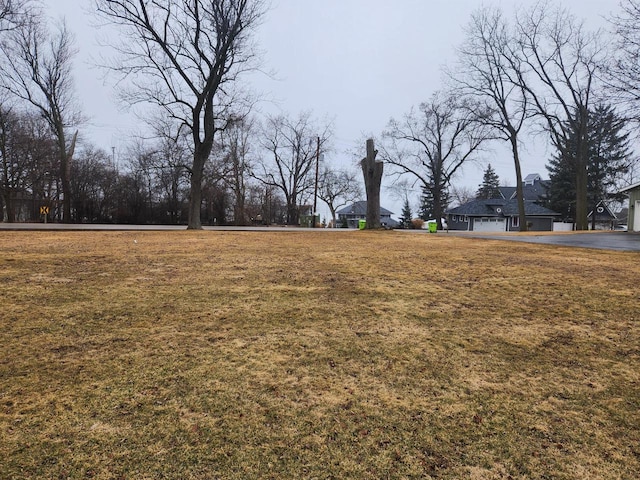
447,199,558,217
498,180,549,202
336,201,394,216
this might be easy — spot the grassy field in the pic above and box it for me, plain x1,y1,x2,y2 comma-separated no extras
1,230,639,479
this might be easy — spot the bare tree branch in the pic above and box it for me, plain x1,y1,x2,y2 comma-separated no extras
0,12,82,222
515,0,606,230
452,6,530,230
381,91,491,229
94,0,266,229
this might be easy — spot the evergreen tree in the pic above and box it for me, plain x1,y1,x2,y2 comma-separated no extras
418,182,449,220
588,104,631,227
476,164,501,199
546,152,575,221
546,104,631,223
398,198,413,229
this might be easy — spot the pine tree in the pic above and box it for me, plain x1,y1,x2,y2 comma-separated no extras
546,104,631,223
398,198,413,229
418,183,450,221
476,164,501,199
546,152,575,221
588,104,631,227
418,186,433,220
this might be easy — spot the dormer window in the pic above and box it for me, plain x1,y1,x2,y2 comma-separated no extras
524,173,542,186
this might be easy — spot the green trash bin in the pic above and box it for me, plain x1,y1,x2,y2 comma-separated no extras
428,221,437,233
358,219,366,230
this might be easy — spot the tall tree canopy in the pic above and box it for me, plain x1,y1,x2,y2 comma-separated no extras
255,111,331,226
0,12,81,222
546,104,631,223
608,0,640,123
454,6,529,229
476,163,501,199
515,1,605,230
95,0,267,229
382,92,490,230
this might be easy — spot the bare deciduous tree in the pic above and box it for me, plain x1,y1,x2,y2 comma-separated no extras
607,0,640,126
0,105,57,222
318,166,361,227
0,0,28,32
255,111,331,225
454,6,530,230
515,1,605,230
0,104,28,222
215,116,254,225
381,92,490,230
450,184,476,208
0,13,81,222
360,138,383,229
95,0,266,229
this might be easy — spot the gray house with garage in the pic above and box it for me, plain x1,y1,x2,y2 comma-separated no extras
446,198,558,232
446,174,558,232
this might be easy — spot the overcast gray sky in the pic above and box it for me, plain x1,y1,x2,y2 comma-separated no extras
44,0,621,217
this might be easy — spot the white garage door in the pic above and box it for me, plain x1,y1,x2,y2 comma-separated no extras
473,217,506,232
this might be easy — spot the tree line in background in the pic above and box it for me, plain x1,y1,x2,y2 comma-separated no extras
0,0,639,229
383,1,638,231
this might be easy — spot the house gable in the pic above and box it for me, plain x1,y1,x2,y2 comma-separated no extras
336,201,397,228
587,201,617,221
618,182,640,231
446,195,558,232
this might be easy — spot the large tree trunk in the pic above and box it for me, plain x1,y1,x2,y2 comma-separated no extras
433,183,444,230
187,152,206,230
234,196,245,226
59,130,77,223
2,192,14,222
575,116,589,231
329,207,337,228
360,139,383,229
511,136,527,232
60,152,71,222
286,202,299,226
575,163,588,230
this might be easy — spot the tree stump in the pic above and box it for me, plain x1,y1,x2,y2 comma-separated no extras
360,139,383,229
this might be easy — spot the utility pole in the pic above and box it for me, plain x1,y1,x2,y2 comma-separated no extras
313,136,320,227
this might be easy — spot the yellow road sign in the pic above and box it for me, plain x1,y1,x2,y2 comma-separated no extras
40,206,49,215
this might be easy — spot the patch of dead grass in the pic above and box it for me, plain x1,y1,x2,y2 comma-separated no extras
1,230,639,479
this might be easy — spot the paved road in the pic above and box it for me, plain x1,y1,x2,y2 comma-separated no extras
457,231,640,252
2,223,639,251
0,223,347,233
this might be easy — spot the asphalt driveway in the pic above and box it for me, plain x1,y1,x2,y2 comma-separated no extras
460,231,640,252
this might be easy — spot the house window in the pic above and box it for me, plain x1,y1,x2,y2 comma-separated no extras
513,216,519,228
452,215,457,222
464,216,468,222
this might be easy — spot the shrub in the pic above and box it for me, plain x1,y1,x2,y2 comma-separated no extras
411,218,424,230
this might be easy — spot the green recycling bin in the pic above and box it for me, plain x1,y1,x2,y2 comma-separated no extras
428,221,437,233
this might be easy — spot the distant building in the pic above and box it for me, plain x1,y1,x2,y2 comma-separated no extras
587,201,618,230
619,182,640,232
446,174,558,232
336,201,397,228
496,174,549,203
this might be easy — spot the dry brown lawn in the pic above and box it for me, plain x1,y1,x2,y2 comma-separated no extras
1,230,638,479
